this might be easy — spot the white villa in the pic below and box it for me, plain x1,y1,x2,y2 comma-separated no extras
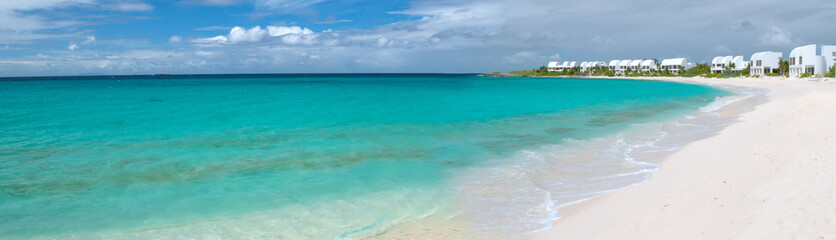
580,62,590,72
547,61,560,72
711,56,733,73
617,59,631,74
629,60,642,72
588,61,607,69
567,61,578,70
749,51,782,76
640,59,656,73
660,58,692,74
731,56,749,71
788,44,836,78
609,60,620,71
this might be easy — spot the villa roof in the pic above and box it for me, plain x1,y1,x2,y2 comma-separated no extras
641,59,654,66
790,44,816,58
629,60,642,67
751,51,782,61
609,60,620,66
548,61,559,68
591,61,607,67
660,58,686,66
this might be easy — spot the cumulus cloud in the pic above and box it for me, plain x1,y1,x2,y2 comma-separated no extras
758,25,797,46
68,43,79,50
169,35,182,43
194,25,318,45
5,0,836,77
228,26,266,43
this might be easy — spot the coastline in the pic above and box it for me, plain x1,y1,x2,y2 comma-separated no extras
530,76,836,239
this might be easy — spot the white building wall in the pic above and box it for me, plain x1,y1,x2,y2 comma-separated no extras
732,56,748,71
822,45,836,75
547,61,560,72
640,60,656,72
749,51,782,76
789,44,825,78
617,60,631,74
659,58,690,74
609,60,620,71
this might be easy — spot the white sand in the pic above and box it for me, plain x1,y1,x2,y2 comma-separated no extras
532,76,836,239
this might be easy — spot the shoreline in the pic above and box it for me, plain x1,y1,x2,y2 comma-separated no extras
528,76,836,239
368,76,767,239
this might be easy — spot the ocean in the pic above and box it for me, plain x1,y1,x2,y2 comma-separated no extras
0,74,739,239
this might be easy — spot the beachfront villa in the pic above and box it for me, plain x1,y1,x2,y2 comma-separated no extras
788,44,836,78
558,62,570,72
629,60,642,72
609,60,620,71
548,61,560,72
711,56,733,73
732,56,749,71
617,60,631,74
580,62,590,72
640,60,656,73
588,61,607,70
749,51,782,76
660,58,692,74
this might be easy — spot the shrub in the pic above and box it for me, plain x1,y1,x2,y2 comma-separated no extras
826,65,836,78
800,73,812,78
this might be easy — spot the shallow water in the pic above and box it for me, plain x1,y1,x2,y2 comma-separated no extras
0,74,730,239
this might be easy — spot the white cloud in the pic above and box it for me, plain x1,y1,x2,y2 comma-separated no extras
169,35,182,43
758,25,797,46
0,0,93,33
82,35,95,45
228,26,266,43
194,25,317,45
193,35,228,44
503,51,537,64
546,53,560,61
267,26,313,37
103,2,154,12
68,43,79,50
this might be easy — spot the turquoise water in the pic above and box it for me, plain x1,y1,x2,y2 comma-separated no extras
0,74,729,239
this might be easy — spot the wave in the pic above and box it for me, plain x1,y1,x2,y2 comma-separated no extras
448,85,768,238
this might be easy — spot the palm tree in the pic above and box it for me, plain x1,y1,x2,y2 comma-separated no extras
778,59,789,75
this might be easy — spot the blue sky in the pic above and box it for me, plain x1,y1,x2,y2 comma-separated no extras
1,0,835,76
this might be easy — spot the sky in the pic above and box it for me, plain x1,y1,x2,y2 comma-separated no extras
0,0,835,77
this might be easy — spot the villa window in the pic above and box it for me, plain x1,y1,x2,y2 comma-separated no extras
799,56,802,65
806,66,814,74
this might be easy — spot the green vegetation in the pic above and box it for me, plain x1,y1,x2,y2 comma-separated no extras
681,63,709,77
509,61,755,79
778,59,789,75
826,65,836,78
800,73,812,78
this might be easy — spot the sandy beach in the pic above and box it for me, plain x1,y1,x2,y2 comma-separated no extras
532,76,836,239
